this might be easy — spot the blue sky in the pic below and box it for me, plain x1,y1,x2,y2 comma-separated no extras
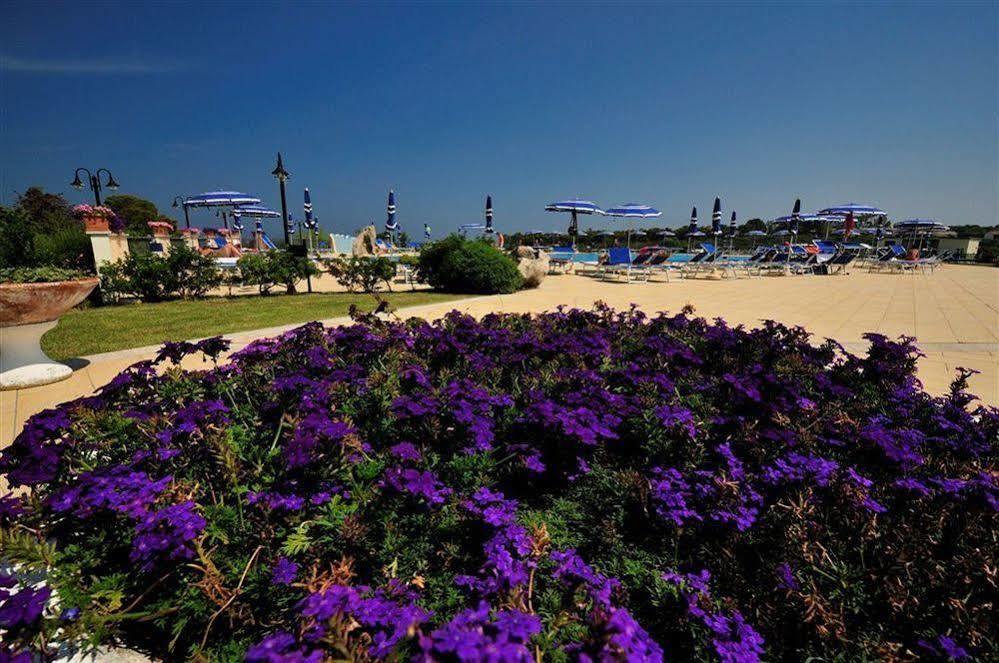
2,2,996,236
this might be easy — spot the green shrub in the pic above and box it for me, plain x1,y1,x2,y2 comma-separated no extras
0,207,35,269
169,244,223,298
237,250,318,295
323,255,396,292
96,260,131,305
975,239,999,265
0,266,89,283
124,252,176,301
236,253,275,294
418,235,522,294
97,245,222,303
266,250,320,294
31,227,94,271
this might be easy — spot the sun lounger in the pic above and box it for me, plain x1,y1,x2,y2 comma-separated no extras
603,247,653,281
868,244,907,272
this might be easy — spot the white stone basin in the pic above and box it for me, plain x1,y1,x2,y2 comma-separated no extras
0,278,98,389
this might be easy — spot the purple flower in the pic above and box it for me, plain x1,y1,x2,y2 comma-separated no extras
383,467,450,506
918,635,969,660
271,557,298,586
775,563,799,591
129,501,206,572
419,602,541,662
388,441,422,462
0,575,51,629
246,632,321,663
656,403,698,438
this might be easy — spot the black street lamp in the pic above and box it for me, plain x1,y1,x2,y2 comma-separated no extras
271,152,290,246
70,167,119,206
171,196,191,229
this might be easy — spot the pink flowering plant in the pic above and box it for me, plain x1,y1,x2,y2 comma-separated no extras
1,305,996,661
71,204,124,233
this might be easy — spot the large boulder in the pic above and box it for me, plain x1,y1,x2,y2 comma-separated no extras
517,250,549,288
514,245,536,260
352,225,378,256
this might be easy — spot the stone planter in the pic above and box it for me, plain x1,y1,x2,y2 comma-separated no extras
83,215,110,233
0,278,99,389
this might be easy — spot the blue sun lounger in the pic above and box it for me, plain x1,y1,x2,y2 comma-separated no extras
603,247,650,281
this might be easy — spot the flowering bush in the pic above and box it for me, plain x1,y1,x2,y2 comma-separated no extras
71,204,124,233
71,204,115,220
1,306,996,661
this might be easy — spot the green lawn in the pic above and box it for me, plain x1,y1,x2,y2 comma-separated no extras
41,291,469,360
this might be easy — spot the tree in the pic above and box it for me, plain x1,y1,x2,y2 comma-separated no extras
0,206,35,268
397,231,410,248
741,218,767,233
104,194,160,235
16,187,75,234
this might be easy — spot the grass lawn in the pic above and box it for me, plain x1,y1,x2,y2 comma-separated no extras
41,291,469,360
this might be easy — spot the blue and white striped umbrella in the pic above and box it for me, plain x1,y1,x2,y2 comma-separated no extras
606,204,660,251
386,189,399,232
287,214,297,235
460,223,487,232
746,230,767,236
424,223,431,239
789,198,801,236
485,195,494,234
304,188,315,229
183,191,261,208
688,206,698,234
604,203,662,219
818,203,886,217
729,210,737,236
711,198,722,236
235,204,280,232
234,205,280,218
546,199,606,244
545,199,605,215
895,218,947,230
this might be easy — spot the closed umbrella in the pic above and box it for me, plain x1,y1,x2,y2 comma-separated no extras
385,189,399,242
788,198,801,259
728,210,737,252
424,223,431,240
711,197,722,238
485,195,494,234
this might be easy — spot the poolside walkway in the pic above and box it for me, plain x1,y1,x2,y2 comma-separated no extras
3,264,997,450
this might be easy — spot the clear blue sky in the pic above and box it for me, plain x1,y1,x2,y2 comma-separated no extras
2,1,996,236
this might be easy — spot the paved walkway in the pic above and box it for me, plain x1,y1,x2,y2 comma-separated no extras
3,264,997,449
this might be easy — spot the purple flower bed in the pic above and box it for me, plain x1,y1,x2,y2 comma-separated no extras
1,306,996,661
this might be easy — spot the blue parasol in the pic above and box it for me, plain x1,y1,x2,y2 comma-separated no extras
545,199,605,246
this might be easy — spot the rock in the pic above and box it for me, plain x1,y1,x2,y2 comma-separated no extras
517,251,549,288
514,245,536,259
352,226,379,256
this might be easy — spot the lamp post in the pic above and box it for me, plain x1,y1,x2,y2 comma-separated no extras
272,152,290,246
171,196,191,229
70,168,119,206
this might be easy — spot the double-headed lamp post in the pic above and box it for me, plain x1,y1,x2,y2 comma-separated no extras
70,168,119,206
171,196,191,229
271,152,290,246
